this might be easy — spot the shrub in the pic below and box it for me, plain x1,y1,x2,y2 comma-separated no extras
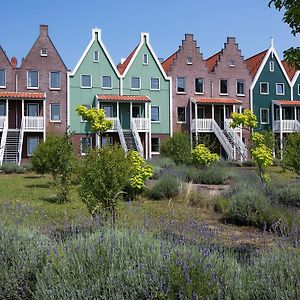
242,160,256,167
282,132,300,175
147,157,175,169
0,163,25,174
160,132,192,165
192,144,219,167
214,197,230,214
269,185,300,207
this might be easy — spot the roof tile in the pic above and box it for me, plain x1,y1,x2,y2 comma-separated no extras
192,97,242,105
245,50,268,77
0,92,46,99
97,94,151,102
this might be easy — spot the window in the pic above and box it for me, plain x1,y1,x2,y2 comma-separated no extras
81,75,92,88
151,106,160,122
94,51,99,62
80,137,92,155
275,108,286,120
150,77,160,90
260,108,269,124
270,61,274,72
236,80,245,96
102,76,112,89
176,77,185,93
197,106,205,118
260,82,269,94
298,84,300,95
220,79,228,94
143,53,148,65
151,137,160,153
27,70,39,88
27,103,39,116
131,77,141,89
40,48,48,56
186,57,193,64
81,104,92,122
50,71,61,89
276,83,285,95
132,105,141,118
229,60,235,67
195,78,204,94
0,70,5,88
50,104,61,122
177,107,186,123
27,137,39,156
102,104,113,117
0,103,5,116
102,136,112,146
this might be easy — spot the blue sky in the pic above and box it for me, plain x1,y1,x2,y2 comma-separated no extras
1,0,298,70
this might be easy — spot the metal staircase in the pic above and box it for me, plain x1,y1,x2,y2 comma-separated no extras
3,130,20,164
123,131,138,152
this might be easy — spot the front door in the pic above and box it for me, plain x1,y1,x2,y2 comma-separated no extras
120,103,130,129
8,101,22,129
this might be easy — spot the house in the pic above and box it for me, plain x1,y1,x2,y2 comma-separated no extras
0,25,68,165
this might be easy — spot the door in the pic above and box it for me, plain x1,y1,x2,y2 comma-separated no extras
120,103,130,129
8,101,21,129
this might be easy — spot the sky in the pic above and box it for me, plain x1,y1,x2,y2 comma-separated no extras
0,0,299,70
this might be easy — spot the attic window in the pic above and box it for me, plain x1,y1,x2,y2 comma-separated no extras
270,61,274,72
143,53,148,65
186,57,193,65
94,51,99,62
40,49,48,57
229,60,235,67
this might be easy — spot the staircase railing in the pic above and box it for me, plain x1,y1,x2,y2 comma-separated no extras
17,118,25,165
116,118,128,153
0,117,8,165
211,119,233,159
224,119,248,160
131,119,144,157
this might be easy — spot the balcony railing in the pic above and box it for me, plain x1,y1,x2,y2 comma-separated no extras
107,117,150,131
24,116,44,131
0,116,7,130
191,118,213,131
273,120,300,132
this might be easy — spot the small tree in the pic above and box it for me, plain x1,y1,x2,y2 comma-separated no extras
191,144,219,167
282,132,300,175
76,105,113,147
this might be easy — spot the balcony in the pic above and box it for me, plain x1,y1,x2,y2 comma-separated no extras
23,116,44,131
273,120,300,133
107,117,150,131
191,118,240,132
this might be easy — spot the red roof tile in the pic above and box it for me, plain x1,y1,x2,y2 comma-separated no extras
281,60,297,80
192,97,242,105
161,51,178,73
245,50,268,78
0,92,46,99
97,95,151,102
273,100,300,106
205,51,221,72
117,45,139,75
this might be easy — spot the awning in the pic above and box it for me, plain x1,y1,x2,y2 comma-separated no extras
0,92,46,100
191,97,242,105
273,100,300,106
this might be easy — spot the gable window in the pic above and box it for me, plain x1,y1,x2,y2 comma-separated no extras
187,57,193,65
50,71,61,89
150,77,160,90
276,83,285,95
102,104,113,117
102,76,112,89
220,79,228,94
151,137,160,153
260,82,269,94
40,48,48,57
94,51,99,62
236,80,245,96
229,60,235,67
81,75,92,88
27,70,39,89
143,53,148,65
195,78,204,94
50,104,61,122
260,108,269,124
131,77,141,89
0,70,6,88
80,137,92,155
177,107,186,123
269,61,274,72
0,103,6,116
176,77,185,93
27,137,39,156
27,103,39,116
151,106,160,122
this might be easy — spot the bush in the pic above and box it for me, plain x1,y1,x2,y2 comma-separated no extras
214,197,230,214
147,175,181,200
160,132,192,165
242,160,256,167
192,144,219,167
269,185,300,207
0,163,26,174
282,132,300,175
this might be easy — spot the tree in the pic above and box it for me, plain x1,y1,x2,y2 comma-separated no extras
269,0,300,68
282,132,300,175
76,105,113,147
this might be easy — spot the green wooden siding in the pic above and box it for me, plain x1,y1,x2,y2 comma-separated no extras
293,75,300,100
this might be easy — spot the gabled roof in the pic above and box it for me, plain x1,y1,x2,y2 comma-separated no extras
0,92,46,99
191,97,242,105
245,50,268,78
281,60,297,81
161,51,178,73
273,100,300,106
117,45,139,75
0,46,13,67
97,94,150,102
205,51,221,72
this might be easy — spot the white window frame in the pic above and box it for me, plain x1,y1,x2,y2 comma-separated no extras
177,107,186,123
186,57,193,65
143,53,148,65
27,70,39,89
80,137,92,155
81,104,92,122
150,77,160,90
195,78,204,94
130,77,141,90
151,106,160,123
260,82,269,95
260,108,270,124
0,69,6,88
49,71,61,90
50,103,61,122
40,48,48,57
176,77,186,94
270,61,274,72
93,51,99,62
27,136,39,156
236,79,245,96
151,137,160,154
102,104,113,117
102,76,112,89
276,83,285,95
80,74,92,88
27,103,39,117
298,84,300,95
220,79,228,95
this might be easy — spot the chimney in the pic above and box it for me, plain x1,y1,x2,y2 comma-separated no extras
11,57,17,68
40,24,48,36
